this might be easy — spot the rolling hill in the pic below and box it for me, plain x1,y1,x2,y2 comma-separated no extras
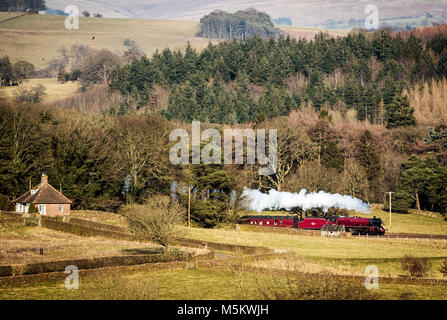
45,0,447,27
0,12,211,69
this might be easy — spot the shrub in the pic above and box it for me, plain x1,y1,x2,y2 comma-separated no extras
440,260,447,277
235,253,378,300
249,271,377,300
15,84,46,103
28,203,38,213
401,255,432,277
82,269,159,300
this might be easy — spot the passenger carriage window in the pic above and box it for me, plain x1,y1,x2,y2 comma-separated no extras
274,220,278,225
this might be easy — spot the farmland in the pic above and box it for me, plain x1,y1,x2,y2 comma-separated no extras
0,12,212,69
0,209,446,300
0,223,165,265
1,78,79,103
1,261,446,300
0,12,344,70
70,209,447,279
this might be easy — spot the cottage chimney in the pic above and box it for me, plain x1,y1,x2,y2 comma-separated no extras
41,174,48,184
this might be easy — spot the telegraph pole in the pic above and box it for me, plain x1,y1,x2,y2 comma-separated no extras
188,185,191,228
386,192,394,229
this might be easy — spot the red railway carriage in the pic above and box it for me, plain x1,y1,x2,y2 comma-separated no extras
242,215,298,228
240,215,386,235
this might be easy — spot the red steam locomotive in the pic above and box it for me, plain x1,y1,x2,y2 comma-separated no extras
240,215,387,235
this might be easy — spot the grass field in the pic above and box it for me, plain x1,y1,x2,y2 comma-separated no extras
0,214,446,300
370,208,447,235
0,223,164,265
0,267,446,300
0,13,213,69
181,226,447,278
70,210,127,228
2,78,79,103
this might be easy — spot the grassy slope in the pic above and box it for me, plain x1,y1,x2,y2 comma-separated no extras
0,13,212,69
370,208,447,235
2,78,79,103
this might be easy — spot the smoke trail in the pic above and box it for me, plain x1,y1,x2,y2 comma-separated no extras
242,188,371,214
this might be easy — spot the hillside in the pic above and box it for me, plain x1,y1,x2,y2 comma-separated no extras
0,12,211,69
0,12,341,69
45,0,447,28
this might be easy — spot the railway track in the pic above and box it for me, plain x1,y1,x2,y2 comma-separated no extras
358,233,447,240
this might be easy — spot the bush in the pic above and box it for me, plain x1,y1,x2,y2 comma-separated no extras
401,255,432,277
191,200,228,228
15,84,46,103
0,194,13,211
249,271,377,300
440,260,447,277
234,253,378,300
28,203,38,213
83,269,159,300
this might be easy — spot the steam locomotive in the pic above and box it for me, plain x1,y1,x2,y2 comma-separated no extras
240,215,387,235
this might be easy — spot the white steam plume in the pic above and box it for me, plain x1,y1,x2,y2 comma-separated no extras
242,188,371,214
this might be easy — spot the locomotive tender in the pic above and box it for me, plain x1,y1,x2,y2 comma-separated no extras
240,215,387,235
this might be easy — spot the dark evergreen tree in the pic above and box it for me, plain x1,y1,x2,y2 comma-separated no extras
385,95,416,129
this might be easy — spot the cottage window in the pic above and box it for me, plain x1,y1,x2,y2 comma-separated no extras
59,205,63,213
38,204,46,215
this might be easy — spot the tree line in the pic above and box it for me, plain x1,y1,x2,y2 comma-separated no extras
0,56,35,86
0,0,46,12
0,100,445,222
196,8,280,40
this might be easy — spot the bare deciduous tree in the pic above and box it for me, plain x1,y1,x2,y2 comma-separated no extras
285,161,340,193
258,122,317,192
121,195,185,252
343,159,368,200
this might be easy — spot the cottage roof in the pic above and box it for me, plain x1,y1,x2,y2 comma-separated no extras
12,175,72,205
